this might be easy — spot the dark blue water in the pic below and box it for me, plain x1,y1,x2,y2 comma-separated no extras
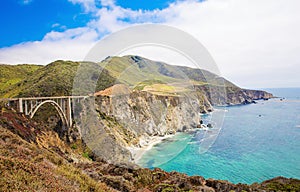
137,88,300,184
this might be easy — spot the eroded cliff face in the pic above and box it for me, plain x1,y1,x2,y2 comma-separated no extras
76,84,273,163
74,84,214,163
196,85,274,106
75,98,134,164
242,89,273,100
225,89,273,105
96,92,203,136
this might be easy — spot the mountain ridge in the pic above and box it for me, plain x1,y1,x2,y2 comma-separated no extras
0,55,273,103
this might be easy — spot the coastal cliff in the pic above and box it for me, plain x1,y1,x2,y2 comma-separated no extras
195,85,273,106
1,107,299,192
95,85,202,135
75,84,204,164
0,56,273,164
76,82,273,164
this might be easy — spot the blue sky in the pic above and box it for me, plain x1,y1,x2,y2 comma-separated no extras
0,0,175,48
0,0,299,88
1,0,85,47
116,0,175,10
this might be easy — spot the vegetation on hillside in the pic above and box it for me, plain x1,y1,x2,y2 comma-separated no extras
0,107,299,191
0,56,271,100
0,108,112,191
100,56,240,95
0,61,117,98
0,64,42,97
99,56,180,86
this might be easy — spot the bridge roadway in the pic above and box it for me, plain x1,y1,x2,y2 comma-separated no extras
0,96,88,128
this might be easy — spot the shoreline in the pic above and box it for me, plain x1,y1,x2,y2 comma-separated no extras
128,134,175,163
127,127,214,164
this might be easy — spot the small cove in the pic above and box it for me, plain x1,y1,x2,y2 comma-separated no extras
137,88,300,184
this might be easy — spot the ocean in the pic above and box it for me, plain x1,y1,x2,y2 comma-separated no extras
137,88,300,184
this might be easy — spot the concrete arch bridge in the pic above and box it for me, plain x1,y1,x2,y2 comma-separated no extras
1,96,88,128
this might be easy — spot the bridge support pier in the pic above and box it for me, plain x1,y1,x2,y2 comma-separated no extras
1,96,87,129
24,100,28,115
67,97,72,127
18,98,23,113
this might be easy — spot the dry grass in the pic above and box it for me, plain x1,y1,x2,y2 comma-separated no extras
142,83,189,96
0,122,113,192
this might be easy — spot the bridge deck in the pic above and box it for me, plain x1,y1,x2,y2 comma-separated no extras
0,96,88,101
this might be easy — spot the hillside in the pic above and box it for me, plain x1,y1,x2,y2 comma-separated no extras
1,107,299,192
99,56,236,93
99,56,273,105
0,60,117,98
0,64,42,98
0,56,273,106
0,56,273,101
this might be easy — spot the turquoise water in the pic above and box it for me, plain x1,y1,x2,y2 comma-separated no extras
137,88,300,184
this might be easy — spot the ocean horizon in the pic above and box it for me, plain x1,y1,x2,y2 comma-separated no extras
137,87,300,184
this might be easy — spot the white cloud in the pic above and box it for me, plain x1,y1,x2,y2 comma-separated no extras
157,0,300,88
1,0,299,88
68,0,97,12
21,0,33,5
51,23,67,30
100,0,115,7
51,23,60,28
0,28,97,64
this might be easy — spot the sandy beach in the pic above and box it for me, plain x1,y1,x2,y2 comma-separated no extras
128,134,174,163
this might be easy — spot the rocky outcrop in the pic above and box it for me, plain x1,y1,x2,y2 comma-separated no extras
78,163,300,192
95,88,203,136
196,85,274,106
75,97,134,165
242,89,273,100
225,88,273,105
82,84,207,163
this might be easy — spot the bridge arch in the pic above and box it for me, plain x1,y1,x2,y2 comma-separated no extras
30,100,69,127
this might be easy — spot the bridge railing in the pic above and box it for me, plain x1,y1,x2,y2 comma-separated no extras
0,96,89,128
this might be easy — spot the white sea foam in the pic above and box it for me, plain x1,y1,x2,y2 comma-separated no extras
127,134,174,163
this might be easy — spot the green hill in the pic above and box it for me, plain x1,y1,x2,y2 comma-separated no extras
100,55,240,96
0,64,42,97
0,56,229,98
0,60,117,98
0,56,271,101
99,56,179,86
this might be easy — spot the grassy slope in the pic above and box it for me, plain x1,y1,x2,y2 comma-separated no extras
0,109,113,191
99,56,179,86
100,56,241,96
19,60,79,97
0,56,269,100
0,61,117,98
1,56,228,98
0,64,42,97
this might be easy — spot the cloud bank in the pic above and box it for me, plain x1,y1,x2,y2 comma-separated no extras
0,0,299,88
